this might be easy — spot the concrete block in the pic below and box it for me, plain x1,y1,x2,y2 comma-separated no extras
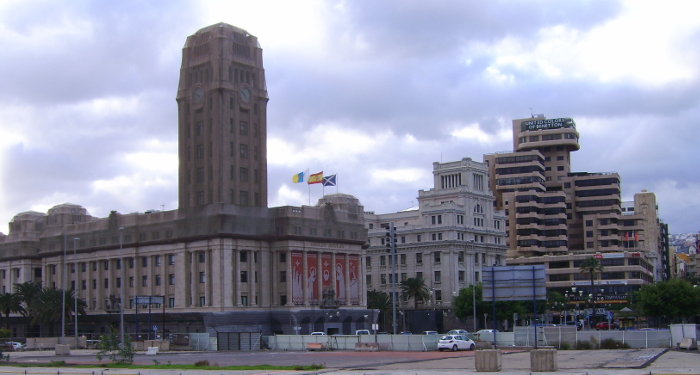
679,338,697,350
55,344,71,355
475,349,502,372
306,343,324,351
354,343,379,352
145,347,159,355
530,348,557,372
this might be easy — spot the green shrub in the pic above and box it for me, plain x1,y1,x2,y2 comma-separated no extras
600,338,630,349
575,340,594,350
560,342,571,350
96,328,135,365
194,360,210,367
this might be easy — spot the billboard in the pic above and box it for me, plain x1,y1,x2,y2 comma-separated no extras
482,265,547,302
521,117,575,132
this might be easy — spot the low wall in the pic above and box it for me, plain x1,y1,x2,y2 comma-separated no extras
26,337,87,350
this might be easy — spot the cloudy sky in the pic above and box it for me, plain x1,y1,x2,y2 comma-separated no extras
0,0,698,235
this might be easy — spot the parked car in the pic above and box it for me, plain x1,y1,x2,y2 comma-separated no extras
446,329,470,336
355,330,370,335
437,335,475,351
475,329,498,340
596,321,618,330
3,342,25,351
310,332,326,335
563,321,583,330
399,331,413,335
422,331,438,335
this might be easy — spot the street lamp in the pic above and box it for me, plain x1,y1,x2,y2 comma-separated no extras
119,227,125,348
468,239,476,332
61,231,66,344
73,237,80,343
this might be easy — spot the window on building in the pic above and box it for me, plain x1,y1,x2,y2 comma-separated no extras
199,296,206,307
142,276,148,287
241,296,248,306
366,256,371,268
417,234,422,242
416,253,422,264
366,275,372,285
400,254,406,265
434,252,441,263
104,278,109,288
380,256,386,266
142,257,148,267
155,275,161,286
169,298,175,308
458,271,465,281
381,274,387,284
240,271,248,283
240,251,248,262
434,271,441,283
169,274,175,285
458,251,465,263
280,271,286,283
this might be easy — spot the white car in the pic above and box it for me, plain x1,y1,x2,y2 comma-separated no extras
4,342,25,351
437,335,475,351
310,332,326,335
475,329,499,340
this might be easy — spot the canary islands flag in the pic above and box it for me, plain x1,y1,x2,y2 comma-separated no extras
308,171,323,184
292,171,305,183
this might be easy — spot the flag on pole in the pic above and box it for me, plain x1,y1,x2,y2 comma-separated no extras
308,171,323,184
322,174,337,187
634,232,638,242
292,171,305,183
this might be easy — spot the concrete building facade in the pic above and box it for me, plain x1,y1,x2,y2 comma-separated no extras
0,23,370,339
487,116,668,303
364,158,508,331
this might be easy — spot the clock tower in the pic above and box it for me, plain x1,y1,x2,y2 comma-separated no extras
176,23,268,209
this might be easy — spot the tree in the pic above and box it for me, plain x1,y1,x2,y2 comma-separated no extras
96,327,134,364
29,287,87,337
400,277,430,309
13,281,42,336
366,290,392,331
579,256,604,290
0,293,25,329
636,279,700,324
453,284,545,329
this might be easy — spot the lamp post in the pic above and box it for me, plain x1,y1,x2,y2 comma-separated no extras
468,239,476,332
119,227,125,348
73,237,80,343
61,231,66,344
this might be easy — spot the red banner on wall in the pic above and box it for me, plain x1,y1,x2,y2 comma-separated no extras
348,255,359,305
321,253,332,293
308,252,318,305
292,251,303,305
335,257,346,304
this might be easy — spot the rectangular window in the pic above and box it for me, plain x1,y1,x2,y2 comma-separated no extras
239,121,248,135
155,274,162,286
169,298,175,308
380,256,386,266
104,278,109,288
168,254,175,265
240,251,248,262
366,274,372,285
279,252,286,262
365,256,371,268
458,271,465,281
155,256,161,267
417,234,422,242
458,251,465,263
142,276,148,287
240,191,249,206
380,274,387,284
129,277,134,287
400,254,406,265
241,296,248,306
240,271,248,283
199,252,206,263
434,271,441,283
199,296,206,307
168,274,175,285
104,260,109,270
280,295,287,306
416,253,422,264
240,167,249,182
199,272,205,283
434,252,441,263
142,257,148,267
239,144,248,159
280,271,286,283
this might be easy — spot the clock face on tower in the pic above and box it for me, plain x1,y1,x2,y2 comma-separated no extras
240,87,251,103
192,87,203,103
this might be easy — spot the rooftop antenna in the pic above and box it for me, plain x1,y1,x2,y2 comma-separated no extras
530,107,534,117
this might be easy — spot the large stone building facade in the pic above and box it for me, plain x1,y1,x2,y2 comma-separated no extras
0,23,370,339
486,116,668,303
364,158,508,332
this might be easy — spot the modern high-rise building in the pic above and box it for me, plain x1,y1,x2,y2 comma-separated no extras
0,23,370,341
364,158,507,332
486,116,668,309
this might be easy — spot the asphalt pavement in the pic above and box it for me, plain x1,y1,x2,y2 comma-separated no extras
1,347,700,374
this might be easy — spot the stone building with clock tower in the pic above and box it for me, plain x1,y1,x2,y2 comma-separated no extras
0,23,371,343
177,24,268,209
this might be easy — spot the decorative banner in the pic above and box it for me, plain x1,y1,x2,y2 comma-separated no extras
292,251,303,305
307,252,318,305
321,253,332,293
348,255,359,305
335,257,346,304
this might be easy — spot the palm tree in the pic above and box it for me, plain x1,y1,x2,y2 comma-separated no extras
366,290,392,331
29,287,87,337
579,256,604,291
579,256,604,326
400,277,430,310
14,281,42,316
0,292,25,329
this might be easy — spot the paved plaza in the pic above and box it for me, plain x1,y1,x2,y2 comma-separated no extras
1,347,700,374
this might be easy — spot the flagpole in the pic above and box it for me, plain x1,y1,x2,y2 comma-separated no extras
336,174,339,194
